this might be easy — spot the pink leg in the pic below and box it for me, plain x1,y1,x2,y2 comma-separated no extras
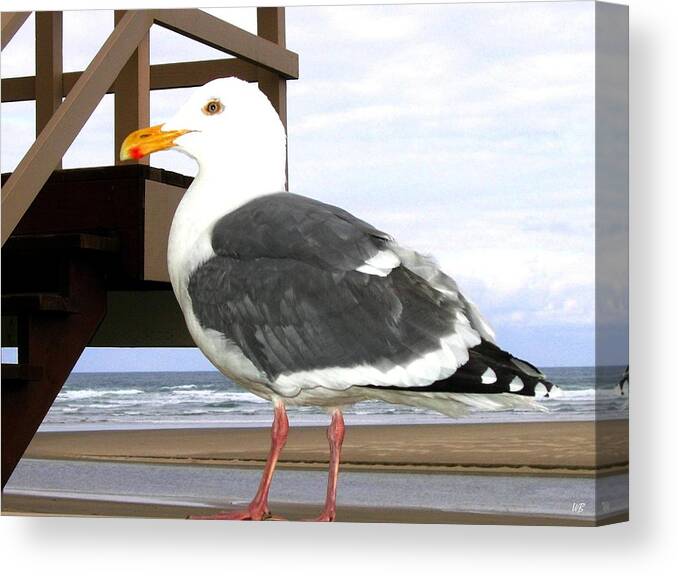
311,409,345,522
190,401,289,520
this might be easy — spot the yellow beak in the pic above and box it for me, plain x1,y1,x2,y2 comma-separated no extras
119,124,192,161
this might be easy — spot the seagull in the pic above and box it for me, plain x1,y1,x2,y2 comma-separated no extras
120,78,558,522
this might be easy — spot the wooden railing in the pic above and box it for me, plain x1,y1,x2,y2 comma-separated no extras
0,8,298,246
0,11,30,49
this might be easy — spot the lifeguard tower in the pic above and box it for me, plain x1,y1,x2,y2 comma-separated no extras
1,8,298,487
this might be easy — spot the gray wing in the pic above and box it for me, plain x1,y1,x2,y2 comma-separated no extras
391,245,497,343
209,192,394,274
188,193,481,387
188,192,554,397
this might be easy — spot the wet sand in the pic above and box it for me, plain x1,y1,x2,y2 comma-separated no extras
23,420,629,477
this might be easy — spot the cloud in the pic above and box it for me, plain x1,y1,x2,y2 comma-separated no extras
284,4,596,360
367,203,595,328
1,3,599,365
323,5,423,41
0,101,35,171
63,12,110,72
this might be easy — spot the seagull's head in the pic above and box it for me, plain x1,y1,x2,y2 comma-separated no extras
120,78,286,184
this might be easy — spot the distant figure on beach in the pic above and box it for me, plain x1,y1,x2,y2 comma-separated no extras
120,78,559,522
619,365,629,396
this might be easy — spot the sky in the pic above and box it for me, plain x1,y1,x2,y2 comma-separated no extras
1,2,601,370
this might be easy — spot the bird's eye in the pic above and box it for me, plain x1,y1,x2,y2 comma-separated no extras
202,99,224,116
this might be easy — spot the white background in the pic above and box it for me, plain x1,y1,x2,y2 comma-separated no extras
1,0,676,574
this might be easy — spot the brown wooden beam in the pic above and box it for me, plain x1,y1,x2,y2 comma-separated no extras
1,11,154,246
2,293,77,315
1,11,30,50
1,363,43,384
90,291,194,347
150,58,259,89
0,75,34,102
2,59,260,103
114,10,150,166
35,11,63,169
143,180,185,282
152,9,299,80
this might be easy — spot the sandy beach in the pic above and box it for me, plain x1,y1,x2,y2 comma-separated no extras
22,419,628,476
2,420,628,524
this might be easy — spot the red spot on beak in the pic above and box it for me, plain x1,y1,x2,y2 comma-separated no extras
130,146,143,160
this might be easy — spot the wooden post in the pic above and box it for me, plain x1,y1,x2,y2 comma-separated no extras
257,7,288,188
257,8,287,126
114,10,150,165
35,11,63,168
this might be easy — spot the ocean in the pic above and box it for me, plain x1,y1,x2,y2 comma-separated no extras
41,365,628,431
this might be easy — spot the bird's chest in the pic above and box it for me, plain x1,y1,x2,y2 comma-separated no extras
167,199,213,289
166,204,264,388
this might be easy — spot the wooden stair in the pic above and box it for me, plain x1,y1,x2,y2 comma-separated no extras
1,364,44,385
1,232,118,487
2,293,77,314
1,165,193,490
